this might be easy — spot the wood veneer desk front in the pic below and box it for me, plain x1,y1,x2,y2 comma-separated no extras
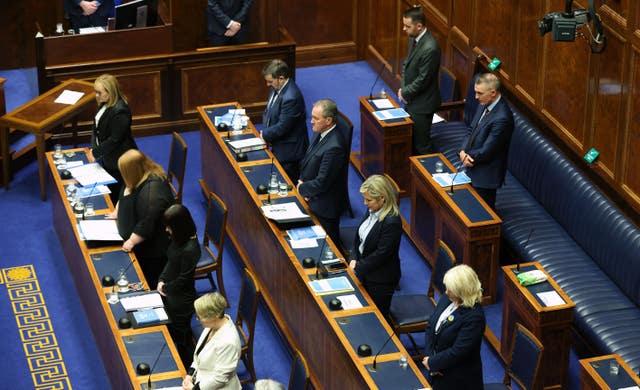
579,354,640,390
199,103,430,389
409,153,501,304
350,95,413,196
1,80,95,199
502,262,575,390
48,148,186,389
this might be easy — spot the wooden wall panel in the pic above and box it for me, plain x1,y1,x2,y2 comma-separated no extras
621,48,640,203
473,0,514,76
368,0,399,65
592,27,626,179
452,0,473,38
513,0,545,104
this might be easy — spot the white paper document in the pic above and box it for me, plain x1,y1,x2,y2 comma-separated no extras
68,162,117,186
78,220,123,241
261,202,309,221
536,290,566,307
54,90,85,105
289,238,319,249
618,387,640,390
372,108,410,121
336,294,363,310
432,171,472,187
78,26,105,34
370,98,394,109
432,113,445,123
120,292,164,312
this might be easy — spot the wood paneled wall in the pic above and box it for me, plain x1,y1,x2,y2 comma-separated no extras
363,0,640,221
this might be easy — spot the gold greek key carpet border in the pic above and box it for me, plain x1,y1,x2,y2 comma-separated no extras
2,265,72,390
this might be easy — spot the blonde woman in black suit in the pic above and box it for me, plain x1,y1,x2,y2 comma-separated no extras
90,74,137,202
184,293,241,390
349,175,402,317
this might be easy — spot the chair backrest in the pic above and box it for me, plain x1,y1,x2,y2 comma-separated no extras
439,67,458,104
288,349,311,390
428,240,456,299
167,131,188,203
507,322,544,390
203,190,227,261
236,268,261,351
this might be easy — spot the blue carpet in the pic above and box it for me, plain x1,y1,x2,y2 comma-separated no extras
0,62,582,389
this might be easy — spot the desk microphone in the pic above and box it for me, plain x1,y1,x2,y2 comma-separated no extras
369,62,387,100
368,328,397,372
81,181,99,220
516,228,535,273
265,157,275,205
139,342,167,389
447,154,469,196
315,238,328,280
106,258,137,291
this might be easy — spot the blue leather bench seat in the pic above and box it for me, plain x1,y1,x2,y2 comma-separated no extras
431,105,640,373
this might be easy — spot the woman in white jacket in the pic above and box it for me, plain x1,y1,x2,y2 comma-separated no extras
182,293,241,390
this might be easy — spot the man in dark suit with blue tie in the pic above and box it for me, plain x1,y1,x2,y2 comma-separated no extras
297,99,348,245
459,73,514,209
261,60,309,182
206,0,253,46
398,6,441,155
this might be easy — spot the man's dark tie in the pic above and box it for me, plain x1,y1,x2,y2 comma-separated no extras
307,134,320,153
465,106,489,150
408,38,417,57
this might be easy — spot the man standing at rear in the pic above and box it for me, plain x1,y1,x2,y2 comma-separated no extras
206,0,253,46
261,59,309,183
398,6,441,155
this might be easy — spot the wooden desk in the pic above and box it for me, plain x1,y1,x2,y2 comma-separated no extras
409,153,501,304
47,148,186,389
502,262,575,390
350,95,413,195
1,80,95,199
199,103,430,389
580,354,640,390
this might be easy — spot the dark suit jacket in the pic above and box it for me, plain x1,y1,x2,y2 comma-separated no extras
206,0,253,35
298,126,347,219
92,99,137,173
424,295,485,390
64,0,113,17
261,80,309,164
352,212,402,285
401,30,441,114
459,97,514,189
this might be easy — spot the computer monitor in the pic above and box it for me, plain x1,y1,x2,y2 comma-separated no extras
114,0,158,30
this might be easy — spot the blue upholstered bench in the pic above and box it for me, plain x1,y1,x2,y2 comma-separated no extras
431,104,640,373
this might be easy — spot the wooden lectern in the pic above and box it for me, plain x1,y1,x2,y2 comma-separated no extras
349,95,413,195
502,262,575,389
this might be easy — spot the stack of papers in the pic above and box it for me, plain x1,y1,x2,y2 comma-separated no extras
335,294,363,309
372,108,410,121
287,225,326,241
432,172,472,187
536,291,565,307
76,184,111,198
68,163,117,187
370,98,394,110
228,137,266,153
78,220,123,241
214,109,247,127
261,202,310,222
120,292,164,311
132,308,169,325
54,90,85,105
309,276,354,295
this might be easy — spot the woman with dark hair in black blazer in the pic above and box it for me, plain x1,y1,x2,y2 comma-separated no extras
349,174,402,318
90,74,137,202
158,204,201,368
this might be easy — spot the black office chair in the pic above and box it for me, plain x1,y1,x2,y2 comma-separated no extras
288,349,311,390
236,268,261,384
337,111,355,218
388,239,456,360
194,179,228,300
485,322,544,390
167,131,187,203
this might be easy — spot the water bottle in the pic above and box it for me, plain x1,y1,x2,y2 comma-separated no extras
268,173,278,194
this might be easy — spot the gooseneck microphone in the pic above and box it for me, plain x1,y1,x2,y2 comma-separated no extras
447,154,469,196
144,342,167,389
315,238,328,280
266,157,275,205
516,228,535,273
81,181,99,220
368,328,397,372
369,62,387,100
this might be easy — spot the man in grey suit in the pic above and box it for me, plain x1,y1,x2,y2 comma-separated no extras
398,6,441,155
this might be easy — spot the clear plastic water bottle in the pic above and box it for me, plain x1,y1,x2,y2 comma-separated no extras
380,88,387,98
268,173,278,194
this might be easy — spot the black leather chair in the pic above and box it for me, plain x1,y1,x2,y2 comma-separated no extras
288,349,311,390
167,131,187,203
388,239,456,359
485,323,544,390
194,179,228,299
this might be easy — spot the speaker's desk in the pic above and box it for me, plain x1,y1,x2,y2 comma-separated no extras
2,80,95,199
579,354,640,390
199,103,430,389
409,153,501,304
502,262,575,390
350,95,413,196
48,148,186,389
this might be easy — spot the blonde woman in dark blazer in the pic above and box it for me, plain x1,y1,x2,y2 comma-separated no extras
349,175,402,317
183,293,241,390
